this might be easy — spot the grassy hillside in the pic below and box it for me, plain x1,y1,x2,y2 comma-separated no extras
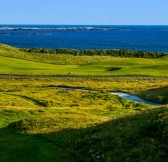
71,107,168,162
0,78,167,161
0,44,168,76
0,44,114,65
0,78,157,162
0,55,77,75
0,78,167,105
0,44,167,161
0,104,167,162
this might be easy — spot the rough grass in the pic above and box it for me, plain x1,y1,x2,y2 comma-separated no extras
0,44,114,65
71,107,168,162
0,78,167,161
1,106,167,162
0,78,167,106
0,44,167,161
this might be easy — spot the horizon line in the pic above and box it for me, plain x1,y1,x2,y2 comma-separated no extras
0,24,168,26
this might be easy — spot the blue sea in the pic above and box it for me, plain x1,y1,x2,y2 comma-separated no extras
0,25,168,52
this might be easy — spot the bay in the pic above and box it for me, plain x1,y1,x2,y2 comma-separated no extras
0,25,168,52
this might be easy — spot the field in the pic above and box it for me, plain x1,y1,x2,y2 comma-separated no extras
0,44,168,162
0,44,168,76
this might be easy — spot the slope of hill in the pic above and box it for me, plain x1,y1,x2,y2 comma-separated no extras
0,106,167,162
0,44,168,76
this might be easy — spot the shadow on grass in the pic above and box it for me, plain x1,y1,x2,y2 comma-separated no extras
48,85,92,91
10,94,48,107
0,126,76,162
139,86,168,104
1,107,167,162
106,67,122,71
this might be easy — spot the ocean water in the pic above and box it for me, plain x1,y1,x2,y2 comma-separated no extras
0,25,168,52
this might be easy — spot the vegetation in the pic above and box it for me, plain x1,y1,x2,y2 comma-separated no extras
20,47,165,58
0,44,167,161
1,105,167,162
0,78,167,162
0,44,168,76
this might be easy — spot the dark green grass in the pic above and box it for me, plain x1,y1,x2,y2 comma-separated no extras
139,86,168,104
71,107,168,162
0,107,167,162
0,128,74,162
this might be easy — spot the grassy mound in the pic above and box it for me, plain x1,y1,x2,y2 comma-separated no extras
0,43,113,65
71,107,168,162
139,86,168,104
0,44,19,52
4,107,168,162
0,78,167,162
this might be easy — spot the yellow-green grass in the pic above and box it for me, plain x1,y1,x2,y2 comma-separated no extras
0,78,167,105
0,44,168,76
75,56,168,76
0,106,167,162
0,78,167,128
0,78,167,162
0,43,167,161
0,78,167,131
0,44,114,65
0,55,168,76
0,55,78,75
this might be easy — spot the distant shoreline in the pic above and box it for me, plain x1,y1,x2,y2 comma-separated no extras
1,25,168,52
1,24,168,26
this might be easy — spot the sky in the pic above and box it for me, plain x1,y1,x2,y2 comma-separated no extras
0,0,168,25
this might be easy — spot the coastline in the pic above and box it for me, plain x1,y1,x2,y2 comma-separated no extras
1,25,168,52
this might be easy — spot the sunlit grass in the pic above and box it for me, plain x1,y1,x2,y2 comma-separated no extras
0,43,167,161
0,44,168,76
0,78,167,162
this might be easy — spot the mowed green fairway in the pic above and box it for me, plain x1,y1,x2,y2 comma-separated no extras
0,54,168,76
76,56,168,76
0,56,77,75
